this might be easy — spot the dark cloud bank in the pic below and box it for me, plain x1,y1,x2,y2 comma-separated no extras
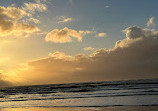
0,74,12,87
24,26,158,85
1,26,158,86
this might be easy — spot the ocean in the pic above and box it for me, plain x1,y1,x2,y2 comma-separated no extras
0,79,158,108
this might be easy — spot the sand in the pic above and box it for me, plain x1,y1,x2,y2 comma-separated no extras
1,106,158,111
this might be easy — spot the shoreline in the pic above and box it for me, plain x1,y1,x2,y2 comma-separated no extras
1,106,158,111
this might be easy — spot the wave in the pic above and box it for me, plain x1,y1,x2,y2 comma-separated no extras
0,79,158,108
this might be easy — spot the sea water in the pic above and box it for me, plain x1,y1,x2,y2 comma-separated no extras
0,79,158,108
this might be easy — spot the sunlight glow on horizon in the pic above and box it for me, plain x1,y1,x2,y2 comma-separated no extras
0,0,158,87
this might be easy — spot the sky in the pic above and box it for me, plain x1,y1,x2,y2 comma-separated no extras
0,0,158,87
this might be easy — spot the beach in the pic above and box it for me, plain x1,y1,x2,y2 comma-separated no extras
1,106,158,111
0,0,158,111
0,79,158,110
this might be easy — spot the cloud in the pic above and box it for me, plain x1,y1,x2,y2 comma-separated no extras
22,1,47,14
57,16,72,23
0,74,12,87
48,51,73,60
123,26,158,39
84,47,94,51
45,27,83,43
21,0,47,24
0,6,26,20
28,17,40,24
16,26,158,85
0,12,39,36
97,32,107,37
45,27,97,43
147,16,155,28
35,0,48,3
105,5,110,8
79,30,95,34
0,0,47,37
0,79,12,87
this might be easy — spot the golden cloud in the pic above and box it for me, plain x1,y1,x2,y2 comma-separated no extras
79,30,95,34
57,16,72,23
0,73,13,87
22,1,47,14
45,27,82,43
0,14,39,36
97,32,107,37
147,16,154,28
48,51,73,60
84,47,94,51
28,17,40,24
17,26,158,85
0,0,47,37
0,6,26,20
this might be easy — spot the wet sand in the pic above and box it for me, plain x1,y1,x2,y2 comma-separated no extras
1,106,158,111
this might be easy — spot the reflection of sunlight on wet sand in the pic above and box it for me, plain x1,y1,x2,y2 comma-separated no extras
1,107,101,111
1,106,158,111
